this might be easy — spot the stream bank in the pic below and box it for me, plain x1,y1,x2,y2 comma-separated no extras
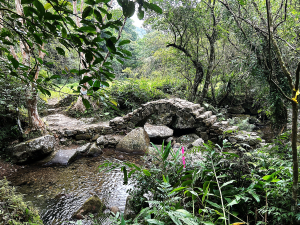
6,150,142,225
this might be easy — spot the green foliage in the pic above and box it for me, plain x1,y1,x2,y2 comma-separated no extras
99,135,299,224
0,178,43,224
0,76,26,117
0,0,163,112
108,78,167,111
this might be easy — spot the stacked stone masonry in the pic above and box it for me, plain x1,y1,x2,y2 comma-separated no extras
44,98,264,149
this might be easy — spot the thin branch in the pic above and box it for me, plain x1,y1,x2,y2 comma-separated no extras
270,79,292,102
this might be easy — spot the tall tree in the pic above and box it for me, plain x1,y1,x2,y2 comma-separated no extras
220,0,300,222
14,0,46,131
147,0,225,102
0,0,162,130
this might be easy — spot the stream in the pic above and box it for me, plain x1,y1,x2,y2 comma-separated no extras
7,150,143,225
5,114,279,225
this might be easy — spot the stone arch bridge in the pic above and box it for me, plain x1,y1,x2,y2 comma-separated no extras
45,98,262,147
110,98,228,142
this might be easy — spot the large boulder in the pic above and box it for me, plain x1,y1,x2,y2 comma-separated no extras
76,143,91,155
8,135,56,164
87,143,102,156
45,149,78,166
116,128,150,154
72,195,105,219
124,195,136,220
144,124,173,139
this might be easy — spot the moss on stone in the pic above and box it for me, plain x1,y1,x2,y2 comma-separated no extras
72,195,105,218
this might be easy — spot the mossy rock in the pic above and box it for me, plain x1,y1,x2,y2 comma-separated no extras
72,195,105,219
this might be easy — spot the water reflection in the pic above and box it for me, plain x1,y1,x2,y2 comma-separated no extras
7,153,141,225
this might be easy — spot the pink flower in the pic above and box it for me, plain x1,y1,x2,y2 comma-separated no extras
181,146,186,168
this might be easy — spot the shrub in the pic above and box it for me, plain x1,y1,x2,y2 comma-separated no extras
108,79,167,112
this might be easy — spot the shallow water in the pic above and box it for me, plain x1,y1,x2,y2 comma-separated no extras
7,151,142,225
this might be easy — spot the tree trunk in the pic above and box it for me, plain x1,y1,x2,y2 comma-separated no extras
189,64,204,102
26,46,46,131
211,77,217,105
201,38,215,104
15,0,45,131
26,85,44,130
291,100,299,224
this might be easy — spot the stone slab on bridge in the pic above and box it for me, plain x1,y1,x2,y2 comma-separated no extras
44,114,113,141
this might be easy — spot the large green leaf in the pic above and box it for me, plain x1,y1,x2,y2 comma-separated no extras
77,26,96,33
79,76,93,84
9,57,19,69
123,1,135,18
23,6,38,17
227,198,239,207
33,33,43,45
3,40,14,46
118,48,132,56
144,2,162,14
94,9,103,24
206,200,221,209
50,75,61,79
106,38,116,53
82,98,91,109
248,190,260,202
61,27,67,38
138,9,144,19
98,7,108,15
162,141,172,161
85,0,95,5
142,169,151,177
85,52,93,64
220,180,235,189
82,6,93,19
33,0,45,15
44,12,60,20
176,209,193,218
118,39,131,46
44,2,52,10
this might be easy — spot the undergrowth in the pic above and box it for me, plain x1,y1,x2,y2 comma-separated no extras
99,132,299,225
0,178,43,225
